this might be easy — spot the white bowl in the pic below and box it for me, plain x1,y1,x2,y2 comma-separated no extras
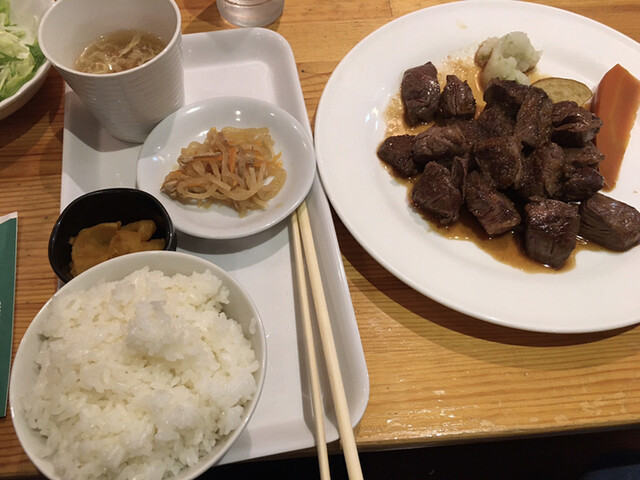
137,96,317,239
10,250,267,480
0,0,53,121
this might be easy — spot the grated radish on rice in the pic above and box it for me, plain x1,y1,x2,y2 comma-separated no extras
21,267,259,480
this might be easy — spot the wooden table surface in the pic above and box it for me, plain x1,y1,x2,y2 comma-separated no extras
2,0,640,477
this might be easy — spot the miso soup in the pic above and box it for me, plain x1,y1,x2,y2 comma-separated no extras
75,29,167,74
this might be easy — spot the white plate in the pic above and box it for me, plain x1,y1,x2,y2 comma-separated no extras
315,1,640,334
59,28,369,464
137,96,316,239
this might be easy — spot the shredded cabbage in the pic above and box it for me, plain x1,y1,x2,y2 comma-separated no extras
0,0,45,101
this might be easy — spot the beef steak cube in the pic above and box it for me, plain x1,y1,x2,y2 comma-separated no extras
579,193,640,251
517,142,565,200
473,135,523,190
377,134,420,177
451,155,471,197
446,118,486,148
562,142,604,168
477,104,515,138
483,79,530,117
551,101,603,147
524,198,580,269
401,61,441,126
438,75,476,119
411,161,463,225
465,171,522,236
514,87,553,149
560,166,604,202
412,124,468,168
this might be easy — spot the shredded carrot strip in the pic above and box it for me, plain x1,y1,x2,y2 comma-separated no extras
228,146,237,173
161,126,287,216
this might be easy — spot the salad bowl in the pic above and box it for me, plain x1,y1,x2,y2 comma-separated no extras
0,0,53,120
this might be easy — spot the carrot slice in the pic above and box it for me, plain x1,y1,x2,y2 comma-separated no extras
228,146,238,173
591,64,640,190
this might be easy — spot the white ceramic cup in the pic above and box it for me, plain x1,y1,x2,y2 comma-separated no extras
38,0,184,143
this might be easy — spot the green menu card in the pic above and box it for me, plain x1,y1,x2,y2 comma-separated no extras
0,212,17,417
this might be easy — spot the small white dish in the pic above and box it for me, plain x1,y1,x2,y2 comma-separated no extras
10,250,267,480
0,0,53,121
137,96,316,239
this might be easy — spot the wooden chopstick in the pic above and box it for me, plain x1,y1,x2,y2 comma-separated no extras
291,209,331,480
294,201,364,480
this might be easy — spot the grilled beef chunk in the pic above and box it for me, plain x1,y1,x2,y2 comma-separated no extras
401,62,440,126
483,79,530,117
377,134,419,177
382,61,639,264
465,171,521,236
524,198,580,269
411,162,463,225
438,75,476,119
514,87,553,149
517,142,564,200
451,155,471,198
562,142,604,168
579,193,640,251
412,123,468,168
445,118,486,154
560,166,604,202
474,135,523,190
551,101,603,147
477,104,515,138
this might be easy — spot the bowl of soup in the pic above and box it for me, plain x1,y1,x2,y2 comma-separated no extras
38,0,184,142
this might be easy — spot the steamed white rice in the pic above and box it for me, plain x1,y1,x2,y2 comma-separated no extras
22,267,259,480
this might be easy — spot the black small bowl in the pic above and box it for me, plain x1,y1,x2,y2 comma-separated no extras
48,188,177,283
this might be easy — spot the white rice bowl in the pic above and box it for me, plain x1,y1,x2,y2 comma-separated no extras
10,251,266,480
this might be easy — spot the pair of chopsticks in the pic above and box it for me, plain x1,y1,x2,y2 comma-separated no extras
291,201,364,480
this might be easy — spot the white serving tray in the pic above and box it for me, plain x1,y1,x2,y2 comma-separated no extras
60,28,369,464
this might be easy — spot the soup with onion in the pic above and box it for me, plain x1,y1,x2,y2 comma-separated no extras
75,29,167,74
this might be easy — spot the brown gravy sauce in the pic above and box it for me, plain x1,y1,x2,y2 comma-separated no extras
382,56,605,273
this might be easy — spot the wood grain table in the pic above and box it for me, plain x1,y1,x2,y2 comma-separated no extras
2,0,640,477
